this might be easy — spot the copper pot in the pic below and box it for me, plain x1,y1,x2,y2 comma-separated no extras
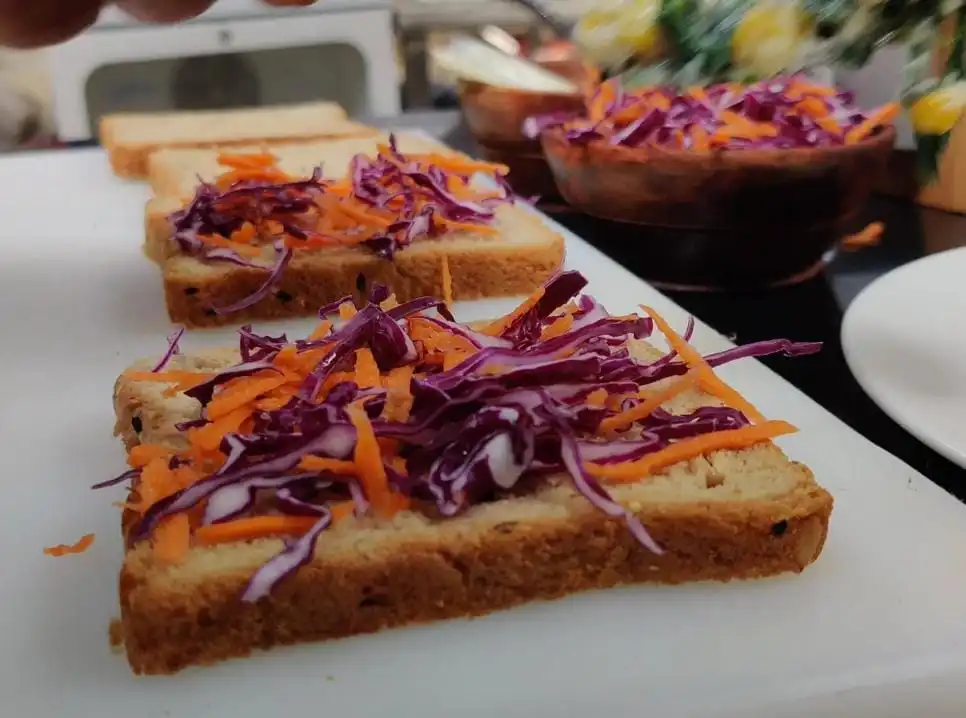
541,126,896,289
458,63,587,148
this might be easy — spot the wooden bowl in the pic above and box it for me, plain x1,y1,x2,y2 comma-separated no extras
540,127,896,289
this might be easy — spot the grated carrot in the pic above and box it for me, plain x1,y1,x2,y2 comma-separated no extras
193,505,354,547
599,372,699,433
440,255,454,308
353,348,381,389
588,421,798,481
347,405,399,517
585,388,608,407
845,103,899,144
153,514,191,565
540,313,574,340
641,306,766,424
842,221,884,251
189,406,252,451
128,444,172,468
481,286,545,336
44,533,95,557
205,374,289,421
385,365,415,422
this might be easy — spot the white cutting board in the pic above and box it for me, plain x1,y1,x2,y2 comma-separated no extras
2,146,966,718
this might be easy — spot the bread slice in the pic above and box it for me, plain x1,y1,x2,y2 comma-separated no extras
143,133,566,327
112,346,833,675
152,202,564,327
100,102,376,180
147,132,458,198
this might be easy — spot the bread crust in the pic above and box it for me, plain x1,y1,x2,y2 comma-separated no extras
106,131,376,180
162,235,567,327
111,351,833,675
119,477,831,675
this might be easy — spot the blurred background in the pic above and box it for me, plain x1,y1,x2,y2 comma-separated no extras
0,0,600,150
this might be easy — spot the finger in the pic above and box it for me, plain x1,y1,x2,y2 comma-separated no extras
117,0,217,23
0,0,103,48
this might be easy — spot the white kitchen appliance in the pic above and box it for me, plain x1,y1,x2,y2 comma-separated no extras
47,0,399,142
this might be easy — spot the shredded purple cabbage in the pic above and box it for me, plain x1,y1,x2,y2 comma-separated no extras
525,75,892,151
105,272,821,601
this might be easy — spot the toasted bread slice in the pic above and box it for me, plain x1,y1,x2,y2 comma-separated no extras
154,204,565,327
143,133,565,327
112,346,833,675
147,132,458,198
100,102,377,180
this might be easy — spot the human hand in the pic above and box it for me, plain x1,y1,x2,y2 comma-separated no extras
0,0,317,49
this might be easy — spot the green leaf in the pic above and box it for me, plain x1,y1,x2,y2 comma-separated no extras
915,131,951,184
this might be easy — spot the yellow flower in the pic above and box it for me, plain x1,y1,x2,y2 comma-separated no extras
574,0,663,68
909,83,966,136
731,2,806,78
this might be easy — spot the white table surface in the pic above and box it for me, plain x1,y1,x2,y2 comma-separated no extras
2,146,966,718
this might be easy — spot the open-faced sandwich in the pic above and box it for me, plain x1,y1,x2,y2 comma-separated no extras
90,271,832,674
144,134,565,328
100,101,376,180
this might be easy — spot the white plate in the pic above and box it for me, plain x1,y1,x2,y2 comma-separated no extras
5,147,966,718
841,247,966,468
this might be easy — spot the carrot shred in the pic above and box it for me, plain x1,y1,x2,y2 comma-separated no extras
153,514,191,565
347,405,403,517
795,97,829,118
690,125,710,152
307,320,333,341
195,515,327,546
353,348,381,389
339,303,358,321
385,365,415,422
585,388,608,407
842,221,885,251
688,86,710,103
217,152,278,170
814,115,842,134
44,533,95,557
641,306,767,424
440,255,454,308
599,372,699,433
845,103,899,144
540,313,574,340
481,286,545,336
128,444,172,468
587,421,798,481
205,374,289,421
189,406,252,451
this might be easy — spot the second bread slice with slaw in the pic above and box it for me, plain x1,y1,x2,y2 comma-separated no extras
143,133,565,328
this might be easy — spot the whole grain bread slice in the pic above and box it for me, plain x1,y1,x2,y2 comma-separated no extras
112,346,833,675
151,203,566,327
143,132,565,327
100,102,376,180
